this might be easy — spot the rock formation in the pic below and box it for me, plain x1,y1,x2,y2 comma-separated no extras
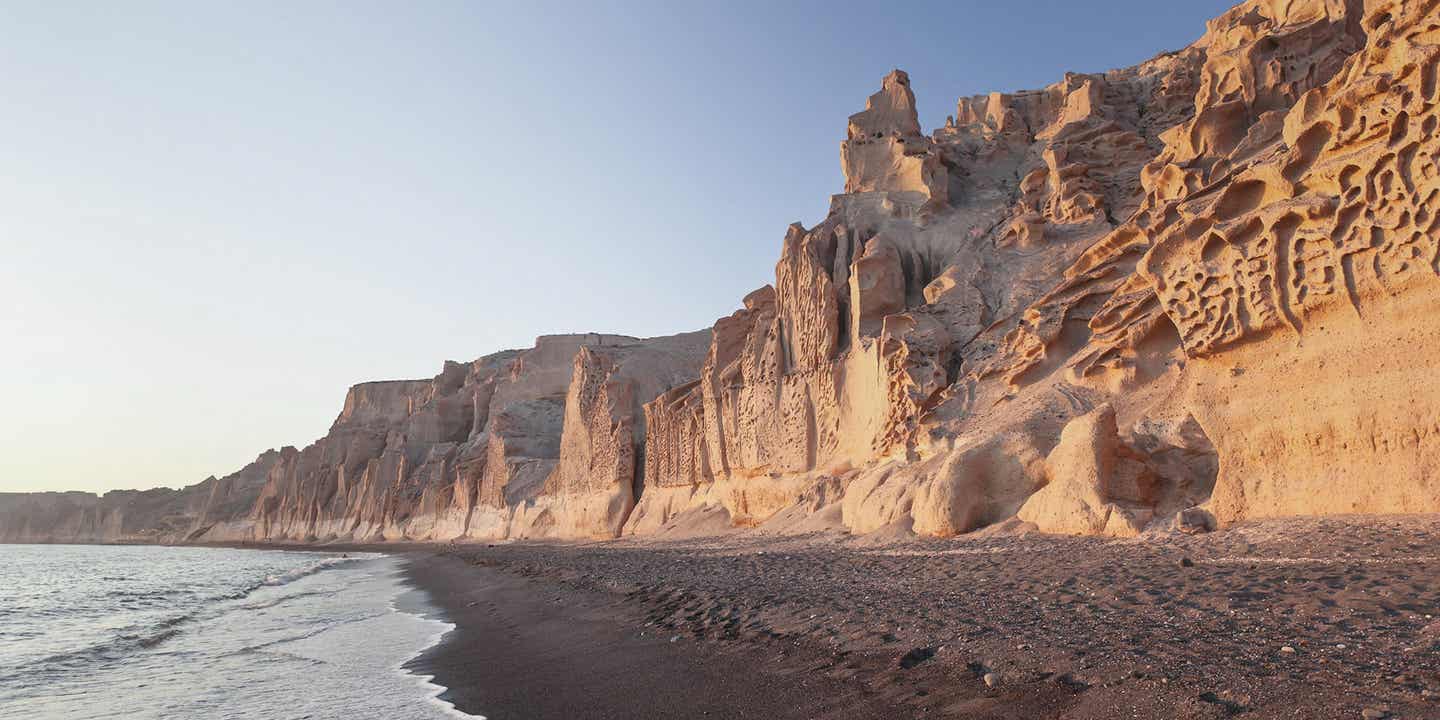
242,332,708,542
2,334,706,543
6,0,1439,543
632,0,1433,538
841,69,950,205
0,450,278,543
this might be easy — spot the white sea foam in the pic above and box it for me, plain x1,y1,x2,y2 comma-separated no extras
261,554,366,586
388,594,487,720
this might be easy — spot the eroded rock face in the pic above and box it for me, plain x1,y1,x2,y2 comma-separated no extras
983,0,1365,391
1017,406,1123,536
1137,0,1440,523
634,25,1220,534
636,0,1440,538
6,0,1435,544
242,333,707,542
0,333,707,545
842,69,949,206
1016,405,1181,537
519,333,712,538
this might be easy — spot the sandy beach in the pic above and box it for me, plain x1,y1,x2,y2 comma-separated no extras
403,553,910,719
400,516,1440,719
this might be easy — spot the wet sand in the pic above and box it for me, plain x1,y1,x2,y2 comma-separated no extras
398,516,1440,719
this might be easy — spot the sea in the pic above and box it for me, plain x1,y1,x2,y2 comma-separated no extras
0,544,481,720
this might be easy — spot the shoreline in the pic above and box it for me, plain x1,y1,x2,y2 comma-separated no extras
11,515,1440,717
385,561,486,720
394,546,1099,720
396,516,1440,719
399,551,907,720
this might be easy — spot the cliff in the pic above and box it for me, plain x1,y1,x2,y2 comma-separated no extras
1,334,708,543
241,332,710,542
632,0,1439,539
5,0,1438,544
0,449,277,543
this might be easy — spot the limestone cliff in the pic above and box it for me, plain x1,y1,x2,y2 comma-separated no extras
241,332,708,542
633,13,1215,533
0,334,706,543
4,0,1437,544
633,0,1434,538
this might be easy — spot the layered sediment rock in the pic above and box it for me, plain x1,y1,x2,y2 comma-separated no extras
0,334,706,544
5,0,1437,544
245,332,707,542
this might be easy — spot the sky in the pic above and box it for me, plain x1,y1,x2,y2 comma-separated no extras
0,0,1237,494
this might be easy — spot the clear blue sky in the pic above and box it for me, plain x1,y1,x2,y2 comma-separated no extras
0,1,1236,493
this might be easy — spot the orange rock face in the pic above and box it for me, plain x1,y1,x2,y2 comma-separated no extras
634,0,1439,537
244,333,708,542
5,0,1438,543
1139,0,1440,523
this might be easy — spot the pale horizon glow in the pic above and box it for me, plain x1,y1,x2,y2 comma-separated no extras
1,1,1236,494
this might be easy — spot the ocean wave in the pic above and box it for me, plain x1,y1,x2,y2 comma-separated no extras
23,610,201,678
20,555,367,680
223,555,368,601
136,627,184,648
263,556,360,587
239,587,343,612
229,623,340,656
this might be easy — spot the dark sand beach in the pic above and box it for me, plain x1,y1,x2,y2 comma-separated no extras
403,553,904,719
401,516,1440,719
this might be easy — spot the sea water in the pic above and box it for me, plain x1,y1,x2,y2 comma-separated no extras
0,545,480,719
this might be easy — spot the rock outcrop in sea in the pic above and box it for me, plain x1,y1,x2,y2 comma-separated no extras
6,0,1439,544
